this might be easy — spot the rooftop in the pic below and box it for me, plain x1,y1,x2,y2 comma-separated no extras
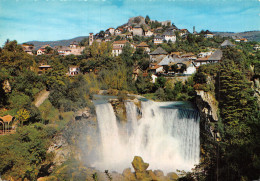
208,49,223,61
150,47,168,55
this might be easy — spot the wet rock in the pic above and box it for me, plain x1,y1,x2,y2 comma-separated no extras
167,172,179,181
154,170,164,177
132,156,152,180
132,156,149,173
147,170,158,180
122,168,136,181
37,176,57,181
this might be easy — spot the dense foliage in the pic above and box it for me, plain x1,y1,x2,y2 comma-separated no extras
0,32,259,180
192,47,260,181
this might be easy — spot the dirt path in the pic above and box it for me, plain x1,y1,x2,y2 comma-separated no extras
34,90,50,107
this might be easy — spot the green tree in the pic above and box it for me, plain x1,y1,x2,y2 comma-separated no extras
145,15,150,24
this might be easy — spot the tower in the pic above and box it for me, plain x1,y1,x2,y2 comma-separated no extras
193,26,196,34
89,33,94,46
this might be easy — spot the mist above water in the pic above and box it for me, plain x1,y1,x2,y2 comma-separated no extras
92,100,200,173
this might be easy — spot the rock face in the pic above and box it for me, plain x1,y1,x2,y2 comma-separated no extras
132,156,149,173
130,156,179,181
196,90,218,122
127,16,146,26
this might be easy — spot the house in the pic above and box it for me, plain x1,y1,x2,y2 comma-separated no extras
149,47,168,63
180,29,189,37
148,64,163,74
195,49,222,66
22,44,34,55
153,35,164,44
112,41,136,56
70,41,78,48
180,60,197,75
198,51,213,58
113,40,135,49
240,38,248,42
136,42,150,53
194,57,209,67
104,31,110,37
181,52,196,60
57,46,72,56
204,30,214,38
158,55,176,66
158,56,196,75
127,26,133,32
207,49,222,63
68,66,80,76
37,48,45,55
112,46,123,57
115,28,122,35
113,40,128,48
105,37,112,42
254,44,260,51
133,26,143,36
144,29,153,37
221,40,235,47
107,28,115,36
126,32,133,39
38,65,52,74
163,31,176,43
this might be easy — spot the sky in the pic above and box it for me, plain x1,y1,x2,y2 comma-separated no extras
0,0,259,46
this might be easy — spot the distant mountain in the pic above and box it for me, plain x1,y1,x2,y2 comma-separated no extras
214,31,260,42
24,36,88,50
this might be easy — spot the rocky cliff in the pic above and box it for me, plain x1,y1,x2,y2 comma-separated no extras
195,90,220,140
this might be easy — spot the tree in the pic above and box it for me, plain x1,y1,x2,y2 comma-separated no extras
145,15,150,24
17,109,30,126
180,64,187,73
154,77,167,89
171,64,178,73
163,65,169,73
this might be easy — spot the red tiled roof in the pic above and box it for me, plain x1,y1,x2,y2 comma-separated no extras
113,40,128,44
137,42,149,47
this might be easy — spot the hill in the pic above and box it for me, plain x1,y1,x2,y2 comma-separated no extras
214,31,260,42
24,36,88,49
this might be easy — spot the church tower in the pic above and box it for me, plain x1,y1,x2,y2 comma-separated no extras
89,33,94,46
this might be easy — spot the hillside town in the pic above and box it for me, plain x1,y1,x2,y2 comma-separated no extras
20,16,257,82
1,12,260,181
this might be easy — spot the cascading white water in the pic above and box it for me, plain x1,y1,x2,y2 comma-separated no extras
93,100,200,173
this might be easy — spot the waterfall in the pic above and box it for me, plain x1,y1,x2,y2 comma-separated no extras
93,100,200,173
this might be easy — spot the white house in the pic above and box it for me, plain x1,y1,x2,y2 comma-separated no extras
115,28,122,35
107,28,115,36
112,46,123,57
68,66,80,76
144,30,153,37
149,64,163,74
37,48,45,55
153,35,163,44
204,30,214,38
183,61,197,75
57,46,72,56
163,31,176,43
